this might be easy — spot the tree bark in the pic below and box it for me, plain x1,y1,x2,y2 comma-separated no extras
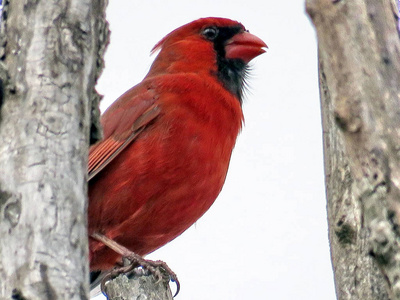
0,0,108,299
306,0,400,299
104,273,173,300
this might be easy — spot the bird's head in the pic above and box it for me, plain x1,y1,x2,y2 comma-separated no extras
148,17,267,102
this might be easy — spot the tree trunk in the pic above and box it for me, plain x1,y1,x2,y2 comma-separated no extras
306,0,400,299
0,0,108,298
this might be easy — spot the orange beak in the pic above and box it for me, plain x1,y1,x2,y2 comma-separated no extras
225,31,268,63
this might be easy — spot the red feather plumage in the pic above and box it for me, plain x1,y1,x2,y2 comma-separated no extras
88,17,266,271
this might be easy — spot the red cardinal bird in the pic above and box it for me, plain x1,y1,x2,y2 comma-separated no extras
88,17,266,285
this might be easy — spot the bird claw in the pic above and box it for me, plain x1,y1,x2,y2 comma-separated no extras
100,254,180,297
145,259,180,297
92,233,180,296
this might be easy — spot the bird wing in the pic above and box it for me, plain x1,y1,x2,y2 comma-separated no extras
88,85,161,181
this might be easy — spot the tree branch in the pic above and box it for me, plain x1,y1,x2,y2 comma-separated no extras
0,0,108,298
306,0,400,298
104,272,173,300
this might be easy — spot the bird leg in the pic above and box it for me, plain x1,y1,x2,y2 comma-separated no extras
91,232,180,297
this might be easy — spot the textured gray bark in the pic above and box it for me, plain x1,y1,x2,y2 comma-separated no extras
0,0,108,299
318,53,390,300
306,0,400,299
104,272,173,300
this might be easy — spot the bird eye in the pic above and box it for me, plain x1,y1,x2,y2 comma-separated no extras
202,26,218,40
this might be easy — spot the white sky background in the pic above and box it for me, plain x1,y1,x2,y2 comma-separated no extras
94,1,336,299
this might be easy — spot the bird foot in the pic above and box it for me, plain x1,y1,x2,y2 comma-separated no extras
91,232,180,297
